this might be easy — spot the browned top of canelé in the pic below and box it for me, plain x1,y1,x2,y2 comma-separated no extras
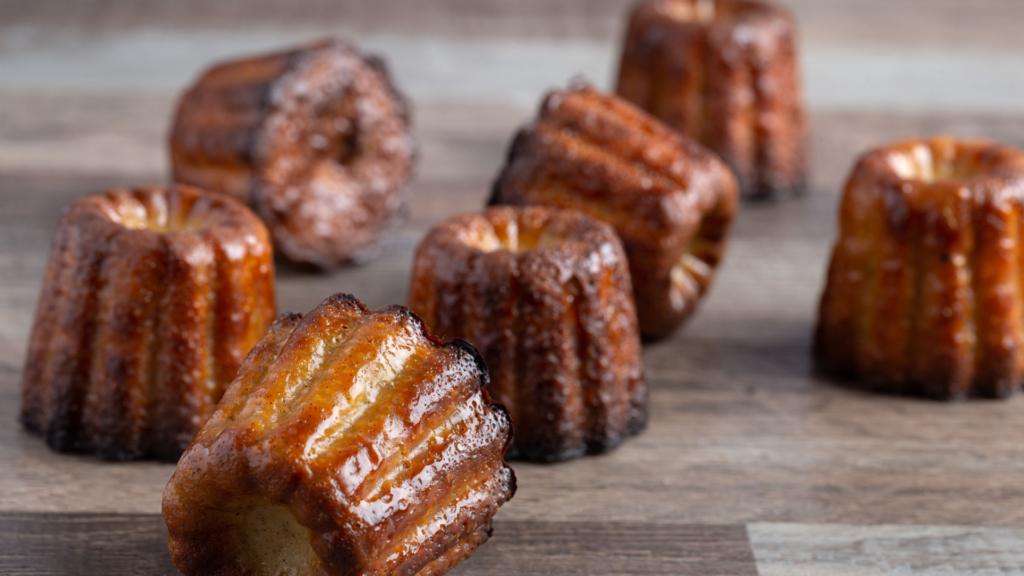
847,136,1024,207
840,137,1024,242
64,185,270,241
635,0,793,33
424,205,624,261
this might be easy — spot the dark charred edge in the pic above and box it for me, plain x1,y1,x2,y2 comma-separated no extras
446,338,491,387
319,293,370,315
486,400,518,500
505,465,518,500
275,311,306,325
434,334,516,492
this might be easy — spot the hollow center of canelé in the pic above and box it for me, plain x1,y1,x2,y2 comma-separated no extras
670,237,712,306
308,91,360,167
229,499,318,576
663,0,718,22
887,143,981,184
467,220,567,253
113,195,202,233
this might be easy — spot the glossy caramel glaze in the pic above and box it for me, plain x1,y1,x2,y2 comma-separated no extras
163,294,515,576
816,136,1024,399
170,38,416,269
490,81,738,340
20,185,276,461
409,207,646,462
616,0,807,199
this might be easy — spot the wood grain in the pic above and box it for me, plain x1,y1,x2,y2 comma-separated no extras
4,1,1024,571
0,513,758,576
749,523,1024,575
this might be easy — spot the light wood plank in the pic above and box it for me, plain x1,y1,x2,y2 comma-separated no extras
749,523,1024,575
4,33,1024,111
3,92,1024,198
4,0,1024,50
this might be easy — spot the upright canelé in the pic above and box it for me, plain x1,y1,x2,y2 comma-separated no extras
21,185,276,461
616,0,807,199
170,39,415,268
491,81,738,340
817,136,1024,399
409,206,647,462
163,294,515,576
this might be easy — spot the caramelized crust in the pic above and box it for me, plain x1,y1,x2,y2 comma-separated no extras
170,39,415,269
616,0,807,199
20,185,276,461
490,82,738,340
816,136,1024,399
163,294,515,576
409,207,646,462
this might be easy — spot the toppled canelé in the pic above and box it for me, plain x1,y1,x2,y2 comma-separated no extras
163,293,514,576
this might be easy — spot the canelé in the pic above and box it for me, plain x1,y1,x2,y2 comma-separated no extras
170,39,416,268
163,294,515,576
490,81,738,340
817,136,1024,399
616,0,807,199
409,206,646,462
20,185,276,461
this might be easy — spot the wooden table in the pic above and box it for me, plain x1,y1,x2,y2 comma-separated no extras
3,1,1024,574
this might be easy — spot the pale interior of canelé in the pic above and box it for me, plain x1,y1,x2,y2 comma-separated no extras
466,218,566,253
663,0,717,22
114,194,198,232
228,499,319,576
887,142,979,183
670,231,715,306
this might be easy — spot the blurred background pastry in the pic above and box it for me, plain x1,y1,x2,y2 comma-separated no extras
616,0,807,200
491,81,738,340
170,39,416,269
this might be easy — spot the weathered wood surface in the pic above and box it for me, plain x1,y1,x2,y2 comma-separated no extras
0,513,758,576
4,0,1024,573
